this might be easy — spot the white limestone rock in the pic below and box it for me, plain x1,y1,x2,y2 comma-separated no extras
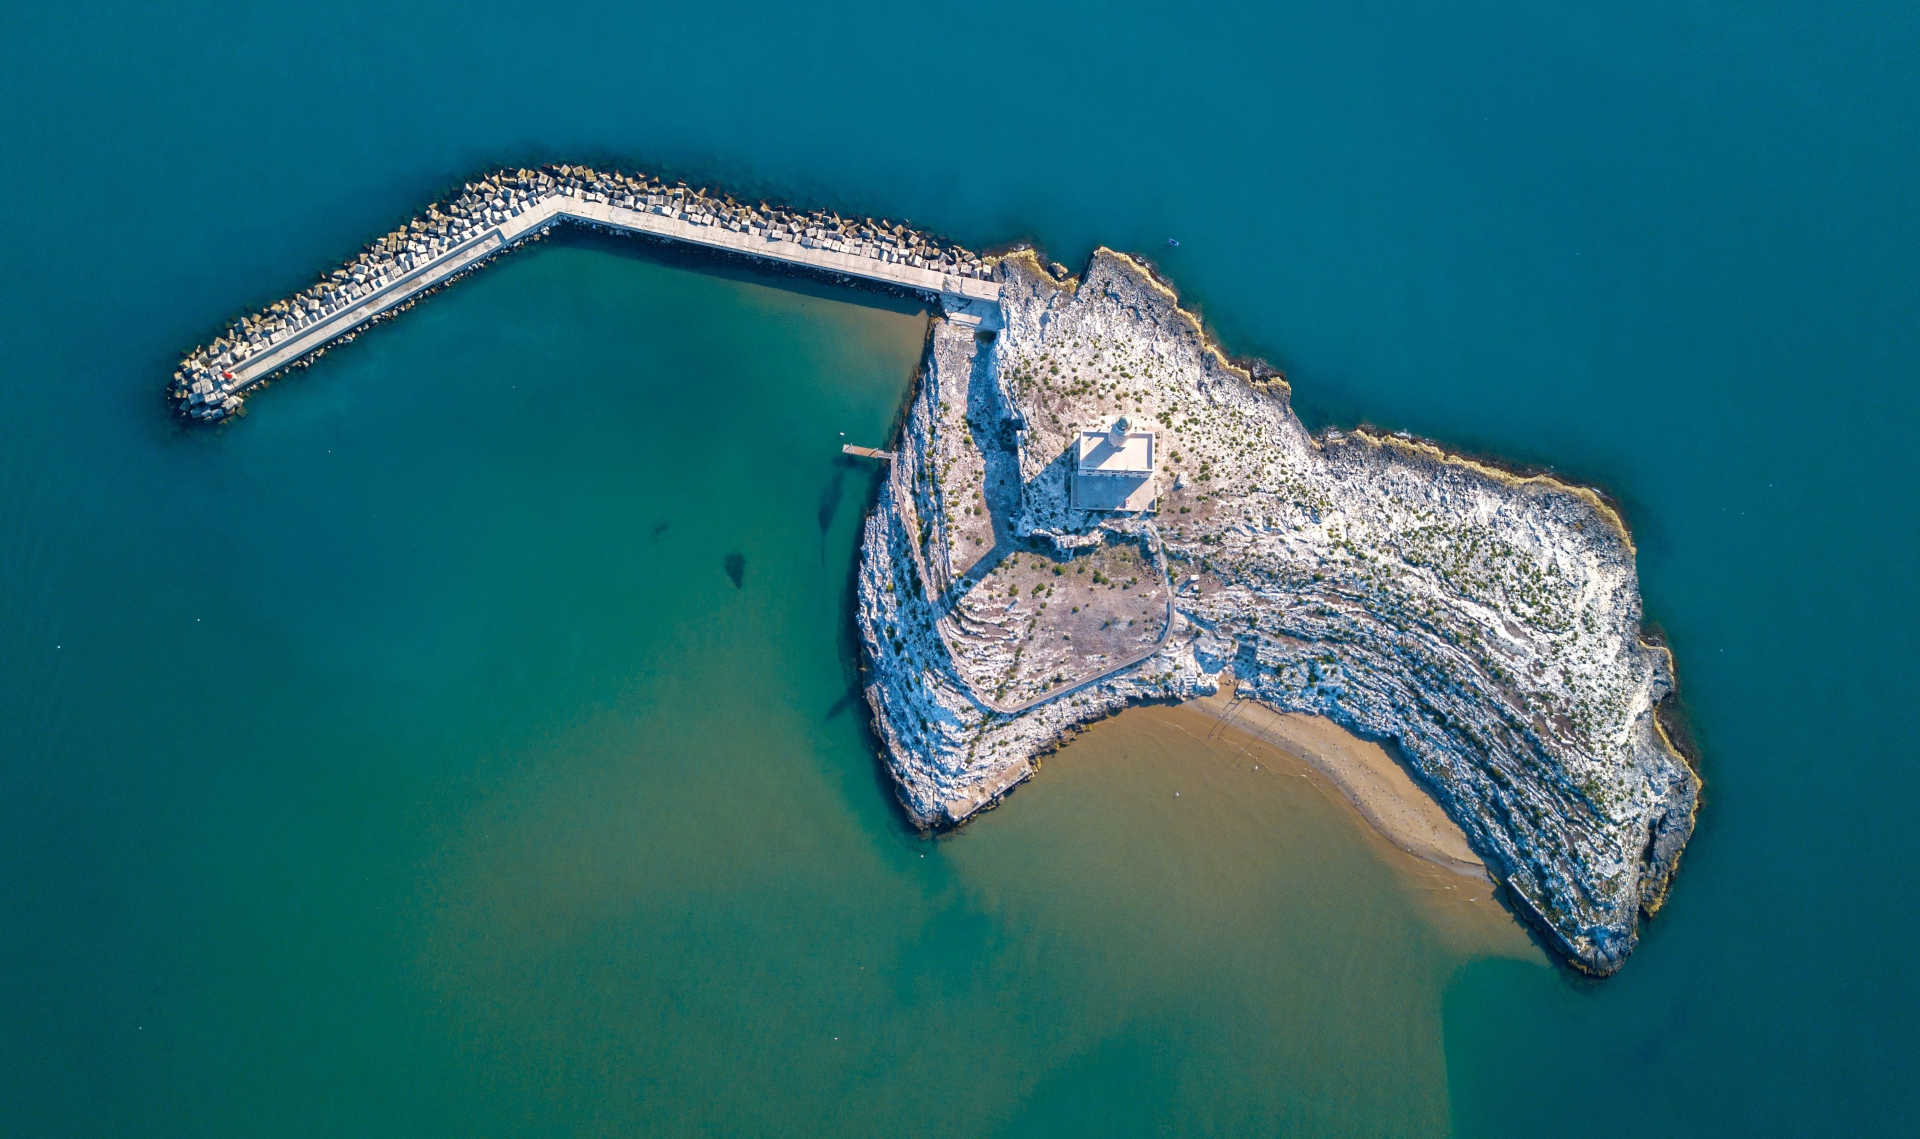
856,248,1698,976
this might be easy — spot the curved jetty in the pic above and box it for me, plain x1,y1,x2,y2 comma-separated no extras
177,169,1698,976
171,165,998,420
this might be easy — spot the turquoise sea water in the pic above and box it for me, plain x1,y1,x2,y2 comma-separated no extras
2,1,1916,1133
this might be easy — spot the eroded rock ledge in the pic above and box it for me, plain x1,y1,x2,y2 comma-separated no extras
857,247,1698,976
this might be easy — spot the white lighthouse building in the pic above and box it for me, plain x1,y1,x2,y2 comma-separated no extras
1071,415,1157,512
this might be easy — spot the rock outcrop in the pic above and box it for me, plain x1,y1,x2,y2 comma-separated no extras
857,248,1698,976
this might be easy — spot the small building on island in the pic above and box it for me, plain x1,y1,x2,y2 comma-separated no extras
1071,415,1157,512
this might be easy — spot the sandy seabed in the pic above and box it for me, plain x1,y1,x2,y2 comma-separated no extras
1135,690,1540,960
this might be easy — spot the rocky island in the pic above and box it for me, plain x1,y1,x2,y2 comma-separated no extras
174,165,1698,976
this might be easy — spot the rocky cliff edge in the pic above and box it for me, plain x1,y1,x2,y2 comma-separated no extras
857,248,1698,975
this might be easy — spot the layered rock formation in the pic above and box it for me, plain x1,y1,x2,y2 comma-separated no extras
857,248,1698,975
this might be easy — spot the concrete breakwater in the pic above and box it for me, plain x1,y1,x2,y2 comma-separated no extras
172,164,1001,421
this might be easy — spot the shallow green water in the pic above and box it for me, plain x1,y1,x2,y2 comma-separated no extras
4,1,1919,1133
0,240,1474,1133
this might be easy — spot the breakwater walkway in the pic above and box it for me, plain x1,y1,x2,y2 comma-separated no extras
174,165,1003,421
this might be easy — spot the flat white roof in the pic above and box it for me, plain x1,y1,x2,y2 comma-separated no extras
1077,428,1155,475
1073,418,1156,512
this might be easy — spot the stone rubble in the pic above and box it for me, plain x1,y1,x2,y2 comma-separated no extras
172,164,994,421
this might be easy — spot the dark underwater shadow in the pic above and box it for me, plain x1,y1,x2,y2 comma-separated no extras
825,461,935,844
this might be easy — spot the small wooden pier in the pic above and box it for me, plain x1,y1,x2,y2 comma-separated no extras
841,444,896,460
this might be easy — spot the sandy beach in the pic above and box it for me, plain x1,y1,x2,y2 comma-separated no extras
1185,684,1487,879
1131,688,1539,959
